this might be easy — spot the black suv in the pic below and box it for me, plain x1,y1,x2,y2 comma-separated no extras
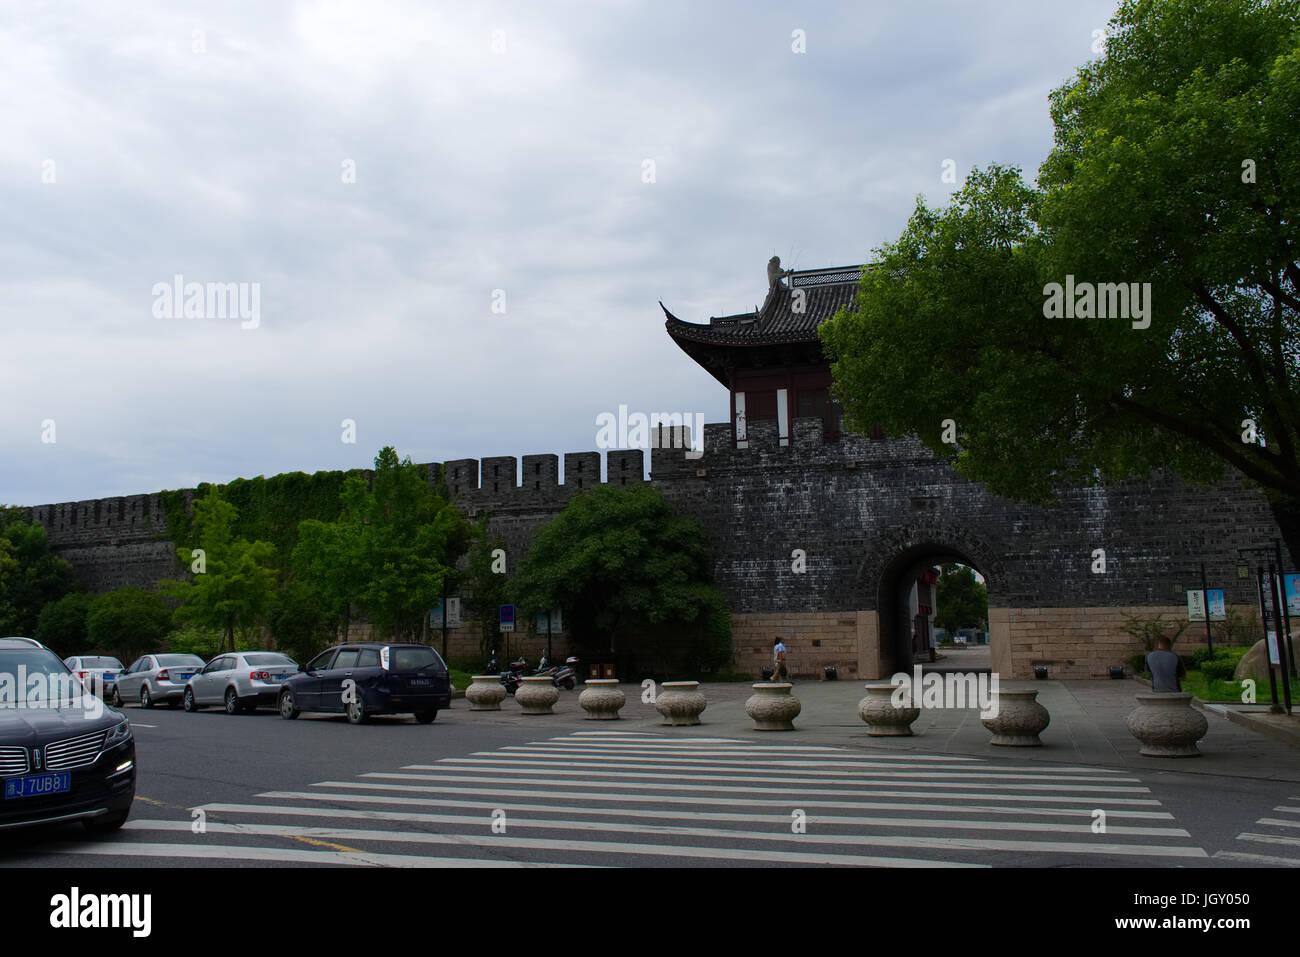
278,642,451,724
0,638,135,833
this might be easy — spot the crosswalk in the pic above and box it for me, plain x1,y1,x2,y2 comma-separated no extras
1213,798,1300,867
48,731,1208,867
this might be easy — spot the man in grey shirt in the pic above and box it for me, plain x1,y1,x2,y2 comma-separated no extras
1145,637,1186,692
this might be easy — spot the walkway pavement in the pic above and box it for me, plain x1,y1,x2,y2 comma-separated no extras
456,677,1300,782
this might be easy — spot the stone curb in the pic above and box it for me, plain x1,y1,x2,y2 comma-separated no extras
1200,700,1300,749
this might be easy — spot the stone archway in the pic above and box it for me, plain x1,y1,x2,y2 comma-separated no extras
856,525,1008,680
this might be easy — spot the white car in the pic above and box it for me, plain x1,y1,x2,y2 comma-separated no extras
62,656,125,697
183,652,299,714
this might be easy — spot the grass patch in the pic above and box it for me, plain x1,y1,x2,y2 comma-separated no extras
449,669,473,691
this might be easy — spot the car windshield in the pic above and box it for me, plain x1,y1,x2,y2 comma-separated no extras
0,649,96,709
243,654,294,666
156,655,204,667
389,646,445,673
80,657,123,669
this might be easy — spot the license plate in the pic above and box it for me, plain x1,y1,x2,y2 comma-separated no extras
102,675,115,684
5,772,71,800
274,674,290,682
177,673,194,681
409,678,432,686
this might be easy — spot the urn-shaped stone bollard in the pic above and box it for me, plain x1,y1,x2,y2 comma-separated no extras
980,689,1050,746
1126,693,1208,757
465,675,507,711
515,675,560,715
656,681,706,726
858,683,921,736
746,682,801,731
579,679,626,720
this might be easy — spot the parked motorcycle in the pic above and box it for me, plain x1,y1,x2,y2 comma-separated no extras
500,655,527,696
532,653,578,690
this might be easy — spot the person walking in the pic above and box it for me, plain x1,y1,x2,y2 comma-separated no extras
772,636,789,682
1144,636,1186,693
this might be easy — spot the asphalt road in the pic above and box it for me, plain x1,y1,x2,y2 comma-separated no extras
1,694,1297,870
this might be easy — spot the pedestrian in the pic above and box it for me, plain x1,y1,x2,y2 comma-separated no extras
1144,636,1186,693
772,636,789,682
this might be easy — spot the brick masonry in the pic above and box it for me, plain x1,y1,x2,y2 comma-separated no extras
26,418,1293,679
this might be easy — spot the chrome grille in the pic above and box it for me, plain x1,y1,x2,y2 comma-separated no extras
0,747,28,775
44,729,106,771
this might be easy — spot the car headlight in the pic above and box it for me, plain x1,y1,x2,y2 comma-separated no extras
104,719,132,747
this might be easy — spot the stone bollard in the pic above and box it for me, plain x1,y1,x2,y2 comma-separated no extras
515,676,559,715
746,682,801,731
465,675,507,711
858,683,920,736
579,679,626,720
1126,692,1208,757
980,689,1050,746
656,681,706,726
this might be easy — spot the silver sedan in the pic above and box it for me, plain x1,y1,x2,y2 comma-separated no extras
183,652,299,714
112,653,206,708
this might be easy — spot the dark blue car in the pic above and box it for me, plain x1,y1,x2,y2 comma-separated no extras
0,638,136,833
278,642,451,724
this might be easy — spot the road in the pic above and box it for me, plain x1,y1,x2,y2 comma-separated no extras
2,693,1296,868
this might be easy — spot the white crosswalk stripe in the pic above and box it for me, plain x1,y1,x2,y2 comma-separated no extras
1213,798,1300,867
47,731,1208,867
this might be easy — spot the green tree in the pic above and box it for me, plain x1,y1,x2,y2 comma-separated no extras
934,564,988,636
820,0,1300,557
163,487,278,653
0,507,76,637
34,592,95,657
462,516,509,665
510,484,732,677
86,587,173,662
269,580,336,664
294,448,473,643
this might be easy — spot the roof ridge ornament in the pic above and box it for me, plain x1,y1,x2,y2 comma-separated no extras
767,255,792,291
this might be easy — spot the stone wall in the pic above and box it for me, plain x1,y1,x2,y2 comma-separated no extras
25,419,1292,679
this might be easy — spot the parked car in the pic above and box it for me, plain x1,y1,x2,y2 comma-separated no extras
63,656,125,698
0,637,135,833
183,652,299,714
278,643,451,724
111,653,206,709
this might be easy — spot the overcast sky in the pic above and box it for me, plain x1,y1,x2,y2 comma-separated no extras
1,0,1121,507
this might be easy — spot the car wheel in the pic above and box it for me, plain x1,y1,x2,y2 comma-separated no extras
346,698,367,724
140,686,154,709
83,807,130,834
111,687,122,708
224,688,242,715
279,689,300,720
414,709,437,724
183,687,201,712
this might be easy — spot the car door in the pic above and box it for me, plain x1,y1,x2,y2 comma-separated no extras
317,648,361,713
296,649,337,711
194,657,229,705
118,657,147,700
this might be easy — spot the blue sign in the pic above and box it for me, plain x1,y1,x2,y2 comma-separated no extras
499,604,515,633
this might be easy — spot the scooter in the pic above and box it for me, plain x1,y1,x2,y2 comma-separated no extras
500,655,527,696
532,653,578,690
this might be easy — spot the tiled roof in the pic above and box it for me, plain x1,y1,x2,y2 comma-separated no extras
663,265,865,347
